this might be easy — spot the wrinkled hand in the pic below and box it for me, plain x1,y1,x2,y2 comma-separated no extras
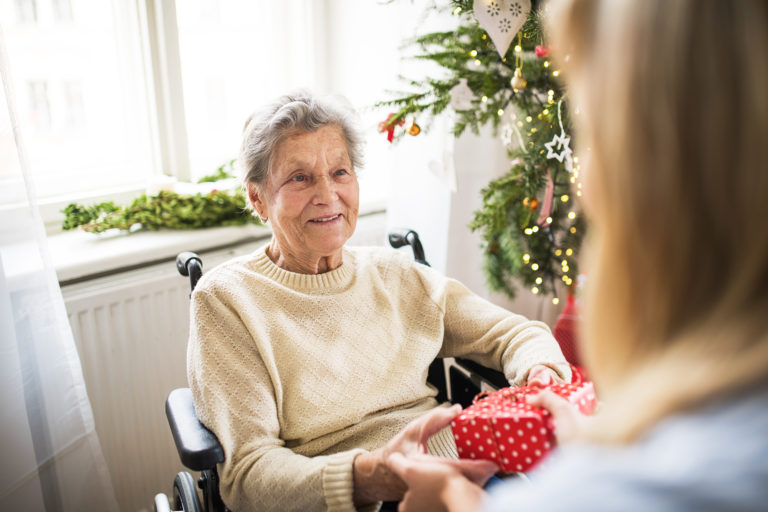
387,452,492,512
353,404,469,506
527,390,590,443
526,364,565,387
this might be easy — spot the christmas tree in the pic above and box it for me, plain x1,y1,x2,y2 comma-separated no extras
376,0,584,303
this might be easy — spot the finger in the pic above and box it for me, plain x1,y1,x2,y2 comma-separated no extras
387,452,411,480
527,390,576,417
417,404,462,447
443,459,499,485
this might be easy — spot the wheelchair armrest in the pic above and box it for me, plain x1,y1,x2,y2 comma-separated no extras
449,358,510,408
166,388,225,471
453,358,509,389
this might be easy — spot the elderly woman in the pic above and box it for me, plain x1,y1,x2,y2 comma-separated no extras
186,90,571,511
386,1,768,511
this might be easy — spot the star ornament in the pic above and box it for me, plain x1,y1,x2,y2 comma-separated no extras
544,133,572,162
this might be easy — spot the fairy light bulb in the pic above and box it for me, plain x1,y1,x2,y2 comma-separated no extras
545,216,553,224
542,109,549,115
570,227,577,234
523,253,530,263
525,116,533,123
453,6,462,14
535,277,543,284
552,70,560,77
566,248,573,256
524,228,533,235
568,211,576,220
470,50,478,57
561,259,568,266
531,263,540,271
532,286,540,294
543,61,550,68
497,109,504,116
561,194,570,202
552,297,560,305
514,44,522,53
481,96,488,102
555,249,562,256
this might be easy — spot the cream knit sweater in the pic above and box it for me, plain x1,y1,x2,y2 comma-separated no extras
187,244,569,512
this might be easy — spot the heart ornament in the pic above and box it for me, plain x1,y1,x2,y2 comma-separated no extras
473,0,531,58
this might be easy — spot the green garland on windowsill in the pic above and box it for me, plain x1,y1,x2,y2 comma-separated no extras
61,189,261,233
62,161,262,233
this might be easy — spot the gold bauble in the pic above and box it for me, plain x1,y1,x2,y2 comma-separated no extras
511,68,527,91
407,123,421,136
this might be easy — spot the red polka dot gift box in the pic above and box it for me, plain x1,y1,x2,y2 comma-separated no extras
450,375,597,474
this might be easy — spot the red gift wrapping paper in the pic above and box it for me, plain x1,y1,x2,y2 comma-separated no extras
450,379,597,473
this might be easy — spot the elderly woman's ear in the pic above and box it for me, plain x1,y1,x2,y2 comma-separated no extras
247,184,268,222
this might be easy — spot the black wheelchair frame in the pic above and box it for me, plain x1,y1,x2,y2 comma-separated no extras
154,229,508,512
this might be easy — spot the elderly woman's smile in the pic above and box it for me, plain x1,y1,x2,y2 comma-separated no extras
249,124,360,274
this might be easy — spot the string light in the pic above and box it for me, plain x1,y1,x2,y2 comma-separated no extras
481,96,488,102
514,44,522,53
531,225,539,232
452,6,462,14
474,59,481,66
525,116,533,123
545,216,553,224
552,70,560,77
531,263,540,271
566,248,573,256
522,253,530,263
532,286,540,294
570,227,577,234
543,61,550,68
524,228,533,235
561,259,568,266
561,194,570,202
497,109,504,116
568,211,576,220
470,50,477,57
555,249,563,256
535,277,543,284
542,109,549,115
552,297,560,305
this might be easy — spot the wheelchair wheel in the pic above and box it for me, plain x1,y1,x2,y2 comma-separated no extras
173,472,203,512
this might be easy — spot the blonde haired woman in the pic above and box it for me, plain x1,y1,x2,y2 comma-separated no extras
385,0,768,510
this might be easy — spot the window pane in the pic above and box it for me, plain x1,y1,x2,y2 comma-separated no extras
0,0,155,206
175,0,319,181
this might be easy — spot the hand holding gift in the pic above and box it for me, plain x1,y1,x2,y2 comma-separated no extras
450,366,597,473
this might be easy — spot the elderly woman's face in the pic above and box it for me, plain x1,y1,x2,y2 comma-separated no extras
251,125,359,268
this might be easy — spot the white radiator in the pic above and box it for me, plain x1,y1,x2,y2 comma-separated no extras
61,213,387,511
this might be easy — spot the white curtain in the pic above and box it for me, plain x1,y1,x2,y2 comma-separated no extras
0,30,118,512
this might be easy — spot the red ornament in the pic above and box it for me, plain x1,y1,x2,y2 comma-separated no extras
378,113,405,143
535,45,550,59
553,293,582,366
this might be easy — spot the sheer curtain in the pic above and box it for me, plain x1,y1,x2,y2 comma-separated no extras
0,30,117,512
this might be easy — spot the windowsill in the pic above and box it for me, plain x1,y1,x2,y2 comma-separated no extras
50,200,387,285
51,224,272,285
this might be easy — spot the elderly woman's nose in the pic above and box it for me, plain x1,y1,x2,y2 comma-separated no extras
312,175,338,202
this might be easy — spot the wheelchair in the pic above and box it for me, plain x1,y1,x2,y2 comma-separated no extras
154,229,509,512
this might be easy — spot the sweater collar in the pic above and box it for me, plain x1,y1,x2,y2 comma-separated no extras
251,244,356,292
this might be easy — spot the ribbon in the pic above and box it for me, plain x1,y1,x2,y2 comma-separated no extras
378,113,405,143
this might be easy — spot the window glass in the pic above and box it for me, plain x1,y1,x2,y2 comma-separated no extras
175,0,318,181
0,0,155,206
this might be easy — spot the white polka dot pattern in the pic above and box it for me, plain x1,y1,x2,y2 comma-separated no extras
450,380,597,473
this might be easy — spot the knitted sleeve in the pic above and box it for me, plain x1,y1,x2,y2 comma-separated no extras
413,265,571,385
187,286,366,512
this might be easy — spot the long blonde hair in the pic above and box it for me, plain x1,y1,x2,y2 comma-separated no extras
548,0,768,442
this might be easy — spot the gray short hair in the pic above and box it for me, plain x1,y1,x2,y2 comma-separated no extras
239,90,365,190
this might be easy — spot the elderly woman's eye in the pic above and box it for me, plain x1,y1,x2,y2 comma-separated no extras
335,169,348,176
293,174,306,182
